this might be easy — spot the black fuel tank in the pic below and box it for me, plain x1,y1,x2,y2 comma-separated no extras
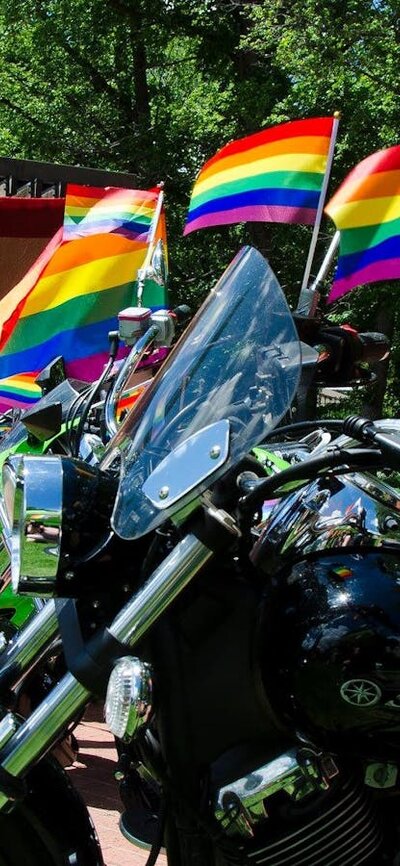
258,551,400,759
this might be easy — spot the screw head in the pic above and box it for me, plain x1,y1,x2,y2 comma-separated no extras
209,445,221,460
159,486,170,500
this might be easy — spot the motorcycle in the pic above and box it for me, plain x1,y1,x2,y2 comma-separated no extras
0,245,399,865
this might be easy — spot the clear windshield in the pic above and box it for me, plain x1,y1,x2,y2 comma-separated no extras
106,247,301,539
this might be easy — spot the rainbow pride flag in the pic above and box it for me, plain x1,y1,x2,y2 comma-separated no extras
0,184,167,411
63,184,158,241
184,117,335,235
0,372,42,410
325,144,400,302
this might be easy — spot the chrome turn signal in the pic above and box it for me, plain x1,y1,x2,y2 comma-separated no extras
105,656,153,742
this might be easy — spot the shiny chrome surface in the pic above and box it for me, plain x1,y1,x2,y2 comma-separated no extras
0,714,18,750
10,455,63,595
105,656,153,741
0,670,90,810
215,749,334,838
0,600,58,691
78,432,105,465
254,470,400,564
104,324,159,438
1,456,21,556
143,420,230,509
110,533,213,645
0,533,212,811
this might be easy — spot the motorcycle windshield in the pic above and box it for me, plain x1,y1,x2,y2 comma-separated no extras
108,247,301,539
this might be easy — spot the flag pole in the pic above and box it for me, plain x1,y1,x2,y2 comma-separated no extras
137,184,165,307
296,112,340,316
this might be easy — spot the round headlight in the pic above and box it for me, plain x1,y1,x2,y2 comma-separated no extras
105,656,153,742
4,454,118,598
8,455,63,596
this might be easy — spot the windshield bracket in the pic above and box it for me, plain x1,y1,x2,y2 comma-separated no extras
142,419,230,510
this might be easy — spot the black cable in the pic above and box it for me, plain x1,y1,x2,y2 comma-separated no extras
72,356,115,456
65,385,92,455
144,801,166,866
264,418,345,440
239,446,384,514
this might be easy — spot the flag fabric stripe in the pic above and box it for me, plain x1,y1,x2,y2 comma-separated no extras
1,283,134,355
325,144,400,301
203,118,334,169
331,260,400,299
0,372,42,410
339,216,400,256
328,169,400,206
40,233,139,277
187,206,318,233
63,186,160,241
327,195,400,230
193,153,329,198
184,116,334,235
335,235,400,280
200,136,332,185
0,183,167,410
0,317,129,377
191,171,324,211
188,187,321,222
19,245,147,318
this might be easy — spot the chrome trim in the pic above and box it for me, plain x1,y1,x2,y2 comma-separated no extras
0,495,11,557
0,600,59,690
215,749,334,838
109,534,213,645
104,324,159,438
11,455,63,596
105,657,153,741
0,715,18,750
0,533,212,810
142,420,230,509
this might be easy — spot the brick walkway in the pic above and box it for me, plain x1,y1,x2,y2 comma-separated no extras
67,704,167,866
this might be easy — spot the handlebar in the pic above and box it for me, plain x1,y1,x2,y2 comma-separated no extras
239,413,400,516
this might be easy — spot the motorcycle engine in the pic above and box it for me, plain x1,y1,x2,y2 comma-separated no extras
258,551,400,759
211,750,384,865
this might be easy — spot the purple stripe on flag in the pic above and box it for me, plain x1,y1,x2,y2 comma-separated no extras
0,395,33,412
328,257,400,303
183,205,317,235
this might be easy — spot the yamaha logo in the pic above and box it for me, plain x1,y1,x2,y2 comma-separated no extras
340,679,382,707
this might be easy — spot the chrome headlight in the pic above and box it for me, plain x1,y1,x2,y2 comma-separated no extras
105,656,153,741
2,454,117,598
4,455,63,596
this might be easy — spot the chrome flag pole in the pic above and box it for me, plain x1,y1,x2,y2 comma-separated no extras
296,112,341,316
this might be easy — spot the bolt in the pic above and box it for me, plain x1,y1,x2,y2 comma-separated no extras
210,445,221,460
159,486,169,500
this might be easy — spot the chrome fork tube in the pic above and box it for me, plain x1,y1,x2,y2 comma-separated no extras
0,534,213,810
0,600,59,691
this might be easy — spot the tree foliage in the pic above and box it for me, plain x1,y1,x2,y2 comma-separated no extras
0,0,399,411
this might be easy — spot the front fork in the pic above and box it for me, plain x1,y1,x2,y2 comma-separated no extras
0,533,214,811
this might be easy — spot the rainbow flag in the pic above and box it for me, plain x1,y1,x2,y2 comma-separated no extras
184,117,335,235
0,372,42,411
0,184,167,411
63,184,158,241
325,144,400,302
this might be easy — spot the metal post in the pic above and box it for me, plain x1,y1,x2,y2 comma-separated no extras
296,113,341,316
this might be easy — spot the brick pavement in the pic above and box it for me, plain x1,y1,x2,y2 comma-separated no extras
67,703,167,866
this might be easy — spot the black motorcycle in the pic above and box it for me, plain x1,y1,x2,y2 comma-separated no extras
0,245,399,865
